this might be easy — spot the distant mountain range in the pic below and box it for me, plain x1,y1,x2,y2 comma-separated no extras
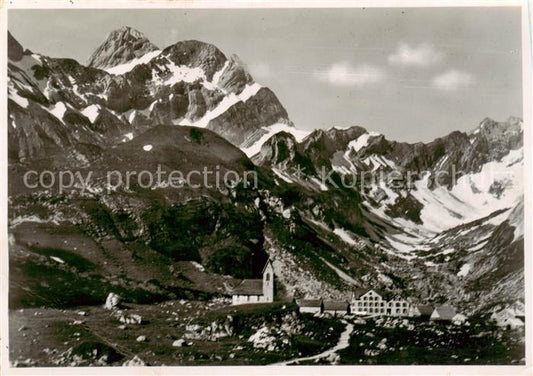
7,27,523,318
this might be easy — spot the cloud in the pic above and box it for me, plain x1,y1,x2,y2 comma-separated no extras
388,43,442,67
431,70,474,91
314,63,386,87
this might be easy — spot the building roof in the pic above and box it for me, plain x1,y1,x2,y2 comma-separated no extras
352,288,371,299
432,305,457,320
261,258,273,274
416,304,434,316
353,288,388,300
389,295,409,301
232,279,263,296
297,299,323,308
323,300,350,311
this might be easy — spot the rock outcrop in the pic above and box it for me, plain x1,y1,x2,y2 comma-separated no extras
87,26,159,69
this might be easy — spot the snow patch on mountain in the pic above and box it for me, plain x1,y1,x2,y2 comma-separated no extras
7,80,29,108
272,168,295,184
310,177,329,191
363,155,395,171
333,228,358,246
164,63,206,86
239,83,262,102
457,263,472,277
242,123,311,157
105,50,162,75
186,95,237,127
347,131,380,153
413,148,522,232
212,60,230,86
81,104,100,122
8,88,29,108
48,102,68,121
180,84,263,128
321,258,358,286
386,233,427,256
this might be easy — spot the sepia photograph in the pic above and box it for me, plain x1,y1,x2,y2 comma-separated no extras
1,1,531,373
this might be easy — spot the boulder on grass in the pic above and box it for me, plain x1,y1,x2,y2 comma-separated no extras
122,355,146,366
104,293,122,310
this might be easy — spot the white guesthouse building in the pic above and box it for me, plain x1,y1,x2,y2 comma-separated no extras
231,259,275,305
351,289,410,316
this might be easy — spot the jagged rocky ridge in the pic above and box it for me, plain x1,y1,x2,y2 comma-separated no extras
7,28,524,317
8,29,291,164
87,26,159,69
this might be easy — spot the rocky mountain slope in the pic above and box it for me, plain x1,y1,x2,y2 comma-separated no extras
251,117,523,312
8,29,291,165
87,26,159,69
7,28,524,318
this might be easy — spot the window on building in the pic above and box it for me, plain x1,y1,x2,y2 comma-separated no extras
265,273,270,281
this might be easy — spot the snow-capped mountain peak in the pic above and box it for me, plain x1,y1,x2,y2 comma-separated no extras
87,26,159,69
8,30,292,162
